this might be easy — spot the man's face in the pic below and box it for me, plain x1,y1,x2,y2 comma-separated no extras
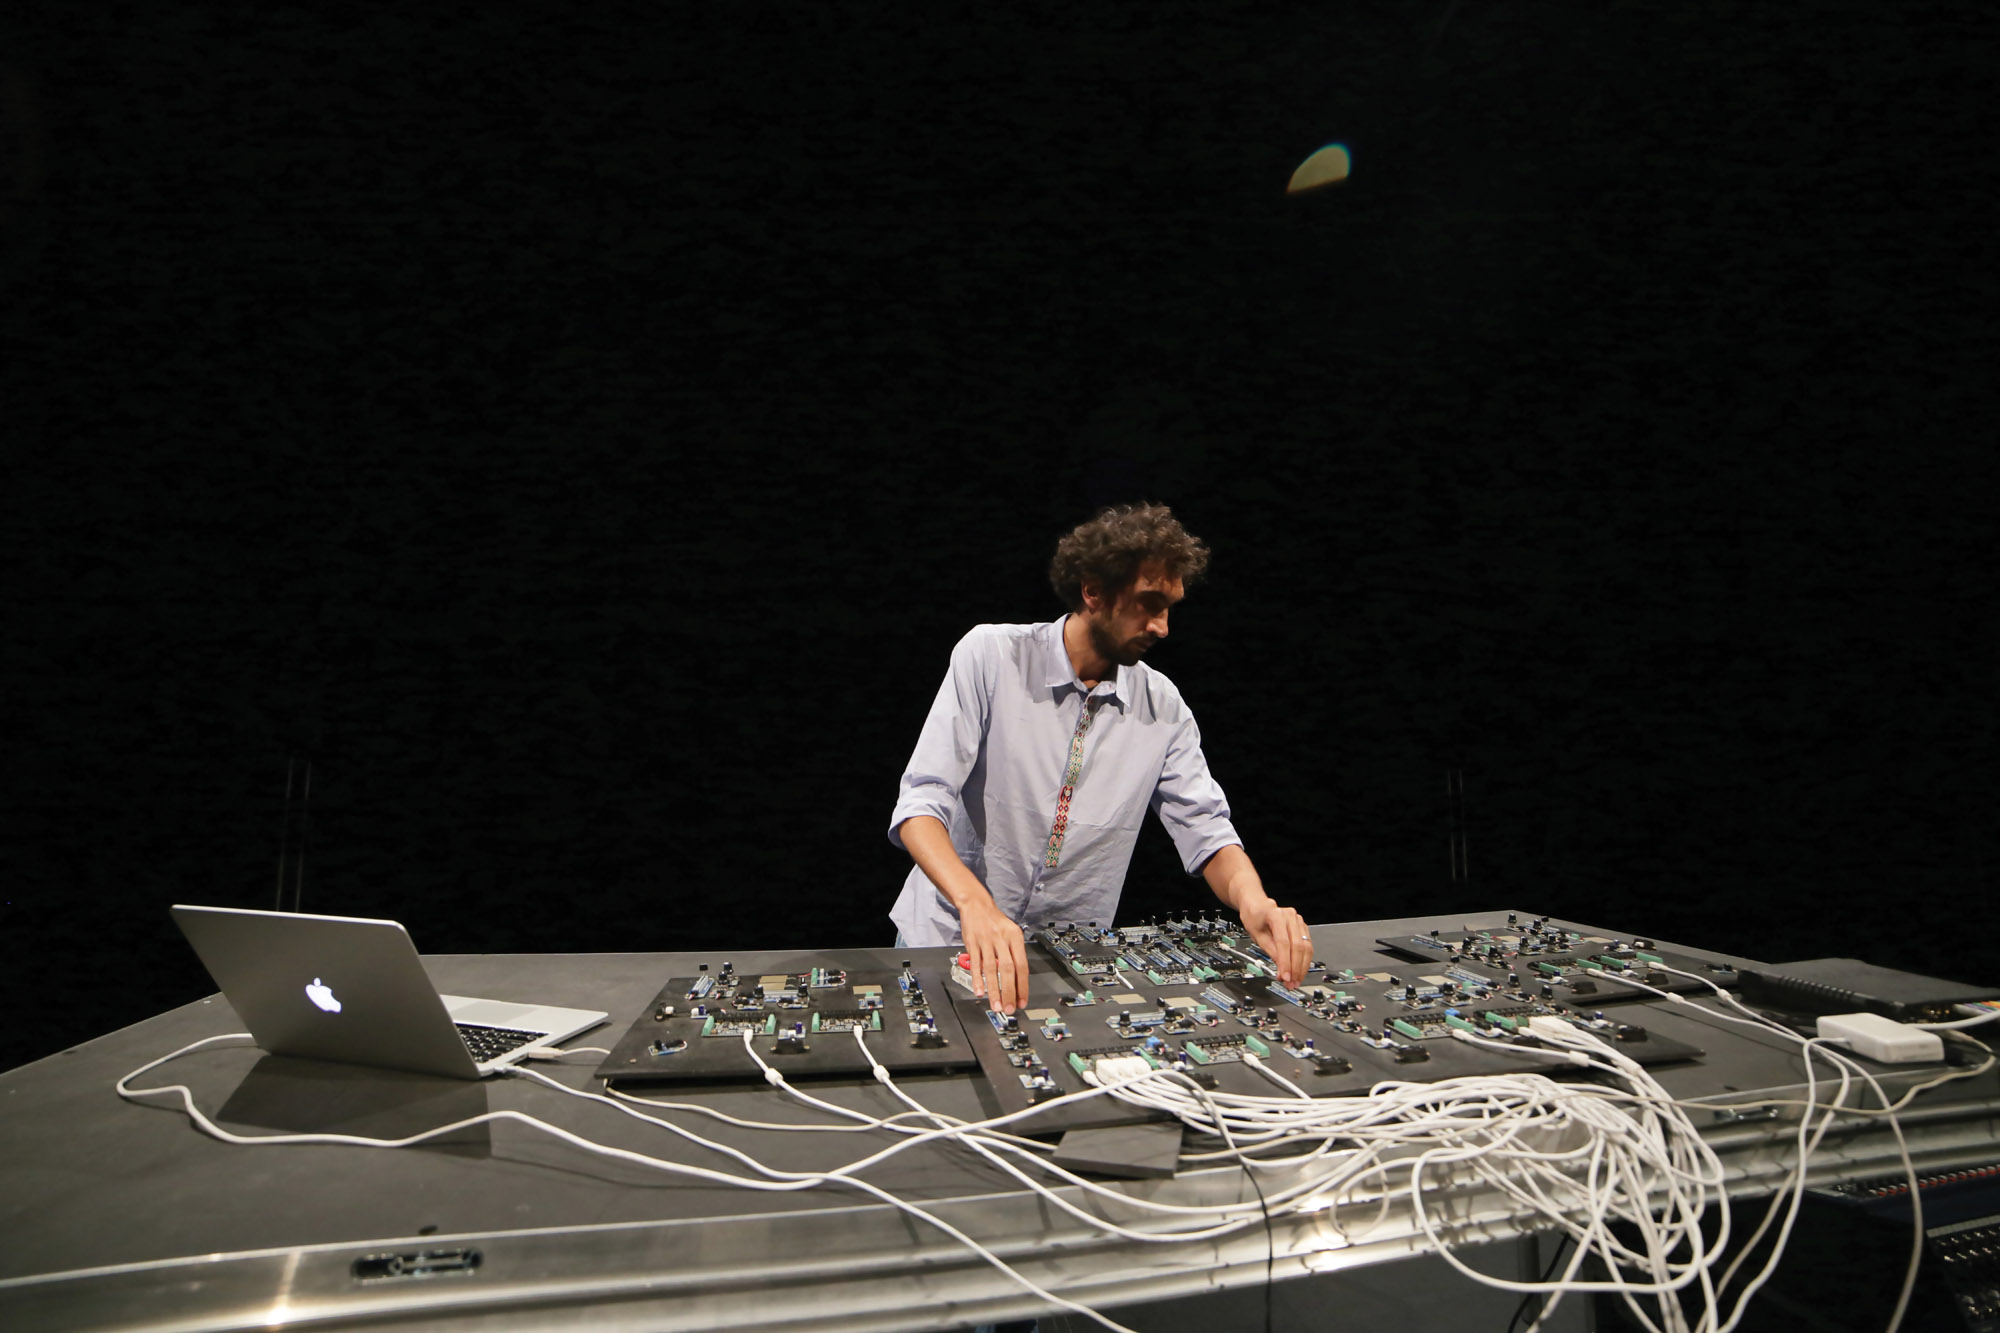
1081,562,1184,669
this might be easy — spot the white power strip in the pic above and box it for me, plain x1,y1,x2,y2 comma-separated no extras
1815,1012,1944,1063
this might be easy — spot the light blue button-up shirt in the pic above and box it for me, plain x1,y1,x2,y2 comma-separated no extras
888,617,1242,947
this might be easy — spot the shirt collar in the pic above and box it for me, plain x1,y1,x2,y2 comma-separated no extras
1045,616,1129,708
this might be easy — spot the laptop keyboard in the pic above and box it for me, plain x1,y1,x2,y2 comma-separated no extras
456,1023,544,1062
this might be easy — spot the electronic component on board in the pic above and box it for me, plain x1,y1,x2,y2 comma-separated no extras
1199,986,1244,1015
1357,1033,1430,1063
749,974,811,1008
702,1013,777,1038
1067,1043,1166,1079
1108,1008,1155,1034
1377,921,1731,1004
1161,996,1220,1025
773,1021,810,1056
1555,1009,1652,1044
1181,1032,1271,1065
986,1010,1033,1051
810,1009,883,1034
1236,1006,1285,1035
1280,1035,1351,1074
1117,937,1220,987
602,964,977,1085
1018,1069,1061,1100
1038,926,1130,987
1106,1001,1215,1037
1266,981,1357,1020
950,952,978,994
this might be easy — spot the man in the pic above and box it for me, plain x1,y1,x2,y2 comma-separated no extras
888,502,1314,1013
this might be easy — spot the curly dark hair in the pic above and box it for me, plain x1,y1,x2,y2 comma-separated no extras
1048,503,1211,613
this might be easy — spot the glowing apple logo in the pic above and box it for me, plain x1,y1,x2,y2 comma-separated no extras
305,978,342,1013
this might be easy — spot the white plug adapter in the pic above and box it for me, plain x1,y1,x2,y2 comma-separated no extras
1815,1012,1943,1063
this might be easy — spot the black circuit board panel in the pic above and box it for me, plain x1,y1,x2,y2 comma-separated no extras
1375,916,1741,1004
943,915,1706,1132
1373,1000,1706,1066
1038,916,1275,993
596,963,977,1084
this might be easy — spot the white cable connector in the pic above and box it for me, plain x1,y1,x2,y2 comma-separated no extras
1449,1027,1589,1066
1093,1056,1155,1084
1523,1015,1573,1042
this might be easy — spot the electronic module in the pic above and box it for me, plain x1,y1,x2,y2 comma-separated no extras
595,959,977,1084
1376,914,1740,1003
942,913,1708,1131
594,914,1715,1121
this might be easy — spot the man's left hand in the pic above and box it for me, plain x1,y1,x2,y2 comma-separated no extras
1239,899,1313,989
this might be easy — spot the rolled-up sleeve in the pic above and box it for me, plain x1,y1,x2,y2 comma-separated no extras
888,629,995,849
1150,708,1242,874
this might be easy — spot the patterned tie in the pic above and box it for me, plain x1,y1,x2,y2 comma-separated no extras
1043,692,1102,870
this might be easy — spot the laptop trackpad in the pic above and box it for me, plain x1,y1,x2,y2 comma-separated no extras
441,995,541,1028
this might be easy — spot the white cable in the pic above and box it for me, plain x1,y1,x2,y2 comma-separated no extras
1616,961,1931,1332
117,1032,1146,1333
839,1032,1282,1242
522,1045,610,1060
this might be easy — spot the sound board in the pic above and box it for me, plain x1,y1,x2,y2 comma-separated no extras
595,960,977,1084
1375,914,1741,1005
945,914,1707,1132
589,915,1715,1129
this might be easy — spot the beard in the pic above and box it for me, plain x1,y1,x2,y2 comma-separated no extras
1087,615,1152,668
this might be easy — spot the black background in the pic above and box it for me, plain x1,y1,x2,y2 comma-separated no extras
3,3,1992,1076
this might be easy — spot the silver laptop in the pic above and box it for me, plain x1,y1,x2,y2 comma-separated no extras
171,905,608,1080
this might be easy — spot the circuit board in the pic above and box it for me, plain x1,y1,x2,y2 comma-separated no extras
1368,1000,1705,1064
1200,969,1706,1067
1376,916,1741,1004
594,915,1716,1118
946,915,1707,1131
596,961,977,1084
1038,917,1276,990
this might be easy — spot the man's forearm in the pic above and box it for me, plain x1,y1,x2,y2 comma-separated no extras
899,815,998,915
902,814,1029,1011
1201,843,1270,913
1203,843,1313,987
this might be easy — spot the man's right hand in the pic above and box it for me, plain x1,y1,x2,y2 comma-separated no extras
959,895,1029,1014
899,814,1032,1013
